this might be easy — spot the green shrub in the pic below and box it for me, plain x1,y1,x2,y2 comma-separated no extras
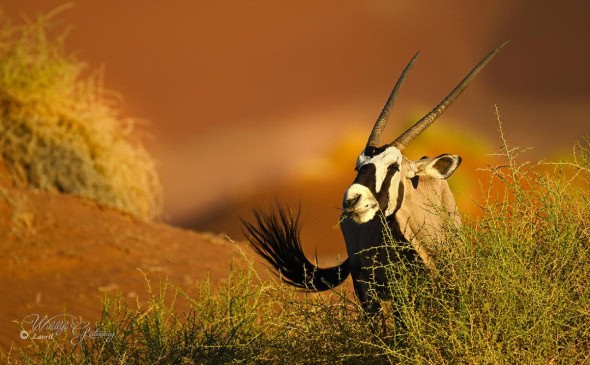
0,8,161,220
4,123,589,362
375,122,590,363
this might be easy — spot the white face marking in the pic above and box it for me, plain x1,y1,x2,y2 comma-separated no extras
356,146,403,193
343,184,379,223
344,146,405,224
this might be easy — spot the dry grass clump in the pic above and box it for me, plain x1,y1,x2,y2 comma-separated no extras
0,105,590,364
4,122,589,363
0,8,161,220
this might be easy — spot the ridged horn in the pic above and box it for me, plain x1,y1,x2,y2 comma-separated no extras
366,51,420,149
392,40,510,151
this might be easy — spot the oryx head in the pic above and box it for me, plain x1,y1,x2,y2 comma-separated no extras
343,42,508,224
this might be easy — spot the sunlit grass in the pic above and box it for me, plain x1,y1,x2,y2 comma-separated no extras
4,130,589,364
1,8,587,364
0,7,161,220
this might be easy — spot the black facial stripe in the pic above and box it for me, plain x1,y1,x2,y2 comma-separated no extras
375,167,401,212
388,162,400,172
376,168,392,211
352,163,377,192
363,145,388,158
393,181,404,214
352,160,403,215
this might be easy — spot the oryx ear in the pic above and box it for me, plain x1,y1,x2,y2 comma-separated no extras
407,154,462,179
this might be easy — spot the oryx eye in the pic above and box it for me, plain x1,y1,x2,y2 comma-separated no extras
388,163,399,172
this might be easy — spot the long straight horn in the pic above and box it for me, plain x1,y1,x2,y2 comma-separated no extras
366,52,420,149
392,40,510,151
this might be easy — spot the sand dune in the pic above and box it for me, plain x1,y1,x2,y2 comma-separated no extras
0,167,252,351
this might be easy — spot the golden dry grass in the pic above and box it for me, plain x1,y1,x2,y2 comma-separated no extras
0,8,161,220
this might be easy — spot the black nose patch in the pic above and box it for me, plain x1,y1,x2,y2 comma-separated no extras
343,194,361,210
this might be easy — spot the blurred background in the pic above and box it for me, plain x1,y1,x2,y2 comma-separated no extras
4,0,589,260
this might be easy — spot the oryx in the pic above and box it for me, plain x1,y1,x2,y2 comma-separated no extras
243,42,508,317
